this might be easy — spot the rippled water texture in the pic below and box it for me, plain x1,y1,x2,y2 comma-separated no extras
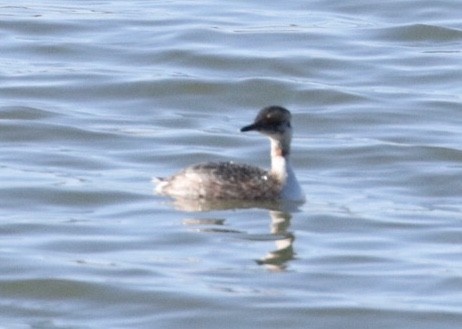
1,1,462,328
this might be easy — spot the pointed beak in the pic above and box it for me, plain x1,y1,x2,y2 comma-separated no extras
240,123,260,132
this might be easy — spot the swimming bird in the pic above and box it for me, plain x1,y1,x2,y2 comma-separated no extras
154,106,304,202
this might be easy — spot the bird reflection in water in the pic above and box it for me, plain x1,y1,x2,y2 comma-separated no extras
161,196,300,271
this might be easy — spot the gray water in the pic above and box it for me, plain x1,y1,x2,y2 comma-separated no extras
1,1,462,328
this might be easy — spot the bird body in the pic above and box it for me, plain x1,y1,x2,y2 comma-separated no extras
155,106,304,202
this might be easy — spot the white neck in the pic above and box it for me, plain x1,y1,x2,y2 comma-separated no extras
269,136,305,202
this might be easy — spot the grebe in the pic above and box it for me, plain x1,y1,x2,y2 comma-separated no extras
154,106,305,202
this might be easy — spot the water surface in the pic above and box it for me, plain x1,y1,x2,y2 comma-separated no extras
1,1,462,328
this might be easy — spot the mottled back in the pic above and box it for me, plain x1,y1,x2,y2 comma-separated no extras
156,162,281,200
